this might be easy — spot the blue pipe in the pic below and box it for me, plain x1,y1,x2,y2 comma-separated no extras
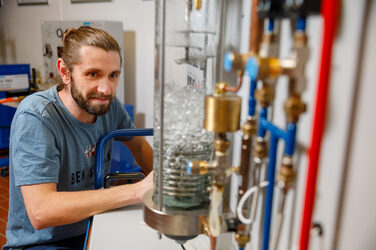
268,18,275,32
244,56,259,117
262,134,279,250
259,117,286,140
257,108,268,138
296,17,306,31
285,123,297,156
248,79,257,116
94,128,154,189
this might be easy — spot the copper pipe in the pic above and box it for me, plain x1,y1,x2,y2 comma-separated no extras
238,134,252,198
204,218,217,250
249,0,263,54
209,235,217,250
224,71,244,93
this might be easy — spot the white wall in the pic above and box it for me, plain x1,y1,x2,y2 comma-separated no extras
0,0,155,129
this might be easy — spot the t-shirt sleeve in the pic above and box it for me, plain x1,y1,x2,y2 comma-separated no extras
11,111,60,187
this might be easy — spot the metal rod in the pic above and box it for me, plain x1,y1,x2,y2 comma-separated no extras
271,189,287,250
158,0,167,211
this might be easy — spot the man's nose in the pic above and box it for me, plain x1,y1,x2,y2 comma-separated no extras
97,79,112,96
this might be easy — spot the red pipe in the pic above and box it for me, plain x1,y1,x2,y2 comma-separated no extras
299,0,340,249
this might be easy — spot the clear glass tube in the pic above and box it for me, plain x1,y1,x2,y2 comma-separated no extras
153,0,223,209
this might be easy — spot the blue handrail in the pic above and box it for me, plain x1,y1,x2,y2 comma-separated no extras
94,128,154,189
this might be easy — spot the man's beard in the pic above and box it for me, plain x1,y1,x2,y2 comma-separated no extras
70,77,114,116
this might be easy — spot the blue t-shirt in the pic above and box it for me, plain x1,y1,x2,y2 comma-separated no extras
3,86,135,249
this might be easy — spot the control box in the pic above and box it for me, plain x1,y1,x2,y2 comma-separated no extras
40,20,125,103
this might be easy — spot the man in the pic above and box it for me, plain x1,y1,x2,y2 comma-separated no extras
3,26,153,249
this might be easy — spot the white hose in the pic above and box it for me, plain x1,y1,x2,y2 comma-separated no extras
209,186,223,237
236,181,269,225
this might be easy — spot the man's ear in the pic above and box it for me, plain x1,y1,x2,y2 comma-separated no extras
57,58,71,85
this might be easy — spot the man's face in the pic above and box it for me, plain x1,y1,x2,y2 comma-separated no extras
69,46,121,116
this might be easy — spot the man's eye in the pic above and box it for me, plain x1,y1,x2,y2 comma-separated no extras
109,73,119,80
88,72,98,78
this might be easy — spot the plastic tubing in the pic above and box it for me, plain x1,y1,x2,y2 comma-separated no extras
237,181,269,224
299,0,339,249
94,128,154,189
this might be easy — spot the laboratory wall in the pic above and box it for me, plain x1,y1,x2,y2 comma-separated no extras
0,0,375,250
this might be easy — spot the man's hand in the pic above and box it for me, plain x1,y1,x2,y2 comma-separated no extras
134,170,154,202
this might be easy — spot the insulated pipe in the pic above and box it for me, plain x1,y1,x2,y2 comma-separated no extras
299,0,339,249
94,128,154,189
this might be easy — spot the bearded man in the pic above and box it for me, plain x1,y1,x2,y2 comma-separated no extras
3,26,153,249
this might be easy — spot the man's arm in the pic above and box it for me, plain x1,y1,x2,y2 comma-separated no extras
122,136,153,175
21,171,153,230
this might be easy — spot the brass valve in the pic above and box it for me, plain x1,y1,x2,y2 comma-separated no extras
278,156,296,184
241,118,257,136
255,85,274,108
235,233,251,248
284,95,307,123
214,139,230,153
253,137,268,159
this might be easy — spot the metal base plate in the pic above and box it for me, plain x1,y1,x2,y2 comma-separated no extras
143,190,208,237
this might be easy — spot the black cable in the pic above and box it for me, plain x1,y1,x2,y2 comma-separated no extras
181,244,186,250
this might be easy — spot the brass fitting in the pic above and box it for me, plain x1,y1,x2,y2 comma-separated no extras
215,82,228,95
284,95,307,123
214,139,230,153
241,118,257,136
194,0,202,10
213,183,225,192
235,233,251,248
257,57,283,79
278,156,296,184
253,137,268,159
187,160,213,175
293,31,308,47
255,85,274,108
226,52,253,71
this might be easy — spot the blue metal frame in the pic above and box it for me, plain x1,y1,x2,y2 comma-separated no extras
94,128,153,189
